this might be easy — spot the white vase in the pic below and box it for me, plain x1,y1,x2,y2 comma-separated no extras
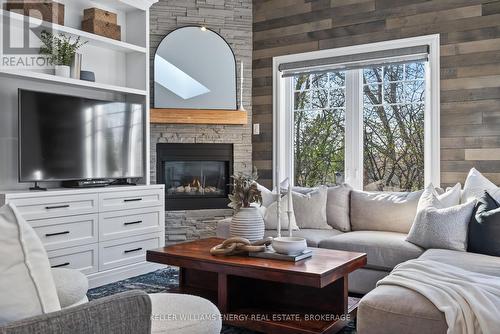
55,65,70,78
230,207,265,242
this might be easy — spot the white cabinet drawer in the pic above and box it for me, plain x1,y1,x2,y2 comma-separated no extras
10,194,98,220
99,189,163,212
48,244,98,275
32,214,98,251
99,234,161,271
99,207,164,241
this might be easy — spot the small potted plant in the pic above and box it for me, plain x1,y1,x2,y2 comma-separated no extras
40,31,87,78
228,169,264,242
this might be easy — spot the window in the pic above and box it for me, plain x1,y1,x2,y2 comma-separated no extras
362,63,425,191
275,35,440,191
293,72,346,187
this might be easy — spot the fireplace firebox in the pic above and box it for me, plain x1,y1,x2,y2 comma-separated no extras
156,143,233,210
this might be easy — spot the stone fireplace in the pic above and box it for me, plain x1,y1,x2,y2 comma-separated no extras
150,0,252,245
156,143,233,210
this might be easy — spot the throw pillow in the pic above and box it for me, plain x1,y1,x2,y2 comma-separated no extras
255,182,275,208
406,187,475,251
326,184,352,231
263,194,299,231
416,184,444,212
0,203,61,325
416,183,461,212
293,186,331,229
350,189,423,233
462,167,500,203
468,191,500,256
438,182,461,208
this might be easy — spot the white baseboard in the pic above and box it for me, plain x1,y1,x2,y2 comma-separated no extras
87,261,167,288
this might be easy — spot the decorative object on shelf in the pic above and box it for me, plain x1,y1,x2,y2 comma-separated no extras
54,64,69,77
229,169,265,241
238,61,246,112
5,0,65,25
70,53,82,79
82,7,121,41
153,26,236,110
39,31,87,78
209,237,272,256
80,70,95,82
83,7,117,24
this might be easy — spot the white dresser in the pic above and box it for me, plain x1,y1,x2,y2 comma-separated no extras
0,185,165,288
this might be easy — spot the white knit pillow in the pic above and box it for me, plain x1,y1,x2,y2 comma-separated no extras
0,203,61,325
407,185,475,251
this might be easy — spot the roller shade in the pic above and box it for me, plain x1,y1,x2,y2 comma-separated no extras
280,45,429,77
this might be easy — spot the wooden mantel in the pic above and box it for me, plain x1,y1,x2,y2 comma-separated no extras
150,108,248,125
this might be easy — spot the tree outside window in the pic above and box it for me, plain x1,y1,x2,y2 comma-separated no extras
293,62,425,191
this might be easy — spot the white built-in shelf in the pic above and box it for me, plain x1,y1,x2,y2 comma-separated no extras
91,0,157,12
0,9,146,54
0,68,147,95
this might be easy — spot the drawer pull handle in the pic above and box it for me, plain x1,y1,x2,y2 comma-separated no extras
124,198,142,202
124,220,142,226
124,247,143,254
45,204,70,210
51,262,70,268
45,231,70,237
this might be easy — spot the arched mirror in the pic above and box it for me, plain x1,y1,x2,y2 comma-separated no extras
154,26,237,110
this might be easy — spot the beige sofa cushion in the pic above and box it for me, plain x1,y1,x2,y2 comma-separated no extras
318,231,424,271
350,190,422,233
326,184,352,231
357,285,447,334
264,228,342,247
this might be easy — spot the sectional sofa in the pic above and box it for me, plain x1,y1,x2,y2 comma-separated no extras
216,184,500,334
217,185,427,294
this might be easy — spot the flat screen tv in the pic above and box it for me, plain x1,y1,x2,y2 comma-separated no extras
18,89,144,182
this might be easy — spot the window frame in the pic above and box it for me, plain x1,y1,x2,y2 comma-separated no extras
273,34,440,190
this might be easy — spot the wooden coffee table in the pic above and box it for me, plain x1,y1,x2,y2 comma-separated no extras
147,238,367,334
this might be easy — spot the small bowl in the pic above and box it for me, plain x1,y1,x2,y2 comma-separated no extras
272,237,307,255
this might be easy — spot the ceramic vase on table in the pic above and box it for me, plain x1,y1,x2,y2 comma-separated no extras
230,207,265,242
55,65,70,78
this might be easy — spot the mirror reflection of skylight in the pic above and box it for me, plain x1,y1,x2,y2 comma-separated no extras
154,55,210,100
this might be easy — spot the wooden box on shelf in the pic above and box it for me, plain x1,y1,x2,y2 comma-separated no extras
82,19,121,41
83,7,117,24
5,0,65,25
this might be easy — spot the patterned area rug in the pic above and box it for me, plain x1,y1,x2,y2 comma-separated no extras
87,268,356,334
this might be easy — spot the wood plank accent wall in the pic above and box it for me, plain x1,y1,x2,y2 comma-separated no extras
252,0,500,188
